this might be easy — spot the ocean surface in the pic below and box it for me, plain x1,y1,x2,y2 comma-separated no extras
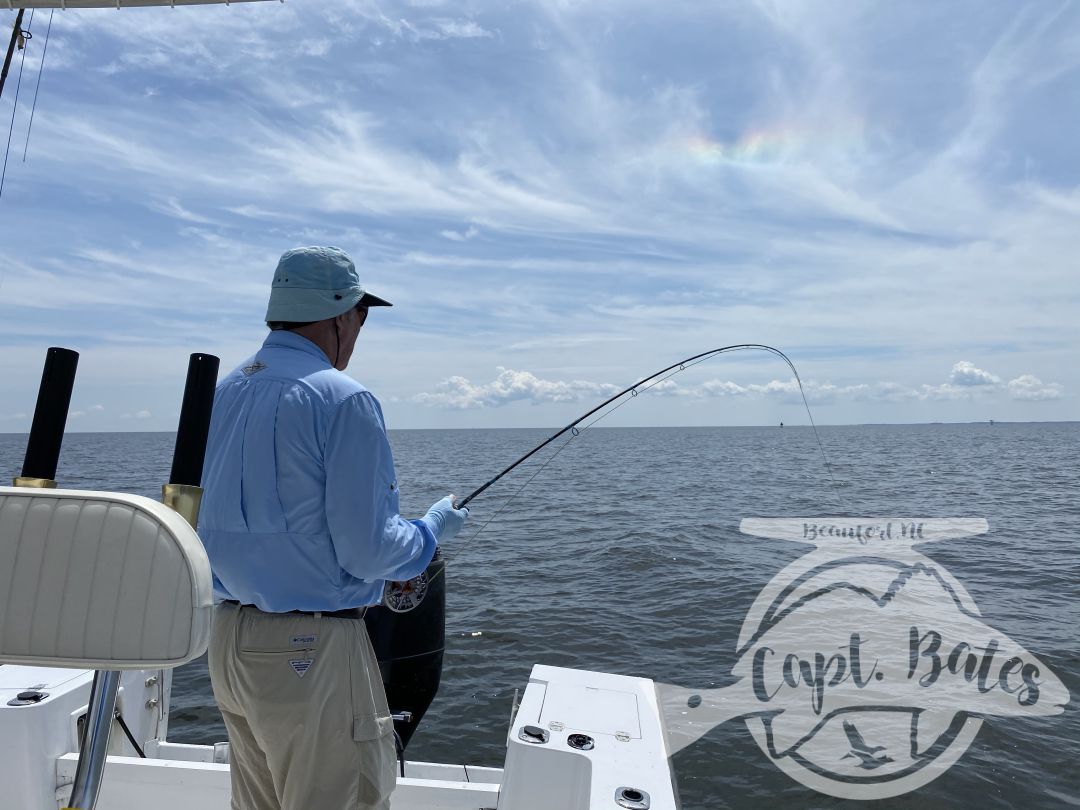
1,423,1077,809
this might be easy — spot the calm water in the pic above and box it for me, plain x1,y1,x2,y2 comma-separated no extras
2,424,1078,809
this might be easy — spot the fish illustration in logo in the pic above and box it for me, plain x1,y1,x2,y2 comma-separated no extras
658,518,1070,800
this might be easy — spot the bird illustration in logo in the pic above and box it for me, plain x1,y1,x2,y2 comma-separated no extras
840,720,893,769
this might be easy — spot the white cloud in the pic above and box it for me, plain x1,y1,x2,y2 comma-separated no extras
413,365,1067,410
1007,374,1064,401
506,334,633,351
689,378,918,404
298,38,333,57
433,20,494,40
440,226,479,241
699,380,751,398
135,410,152,419
413,367,619,409
949,360,1002,387
413,371,863,409
148,197,215,225
917,383,971,401
360,10,495,43
647,379,679,394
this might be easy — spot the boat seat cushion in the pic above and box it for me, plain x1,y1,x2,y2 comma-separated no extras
0,487,213,669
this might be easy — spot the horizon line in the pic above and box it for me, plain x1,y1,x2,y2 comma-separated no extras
1,418,1078,437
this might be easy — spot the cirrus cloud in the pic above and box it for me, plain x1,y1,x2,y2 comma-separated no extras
0,2,1076,429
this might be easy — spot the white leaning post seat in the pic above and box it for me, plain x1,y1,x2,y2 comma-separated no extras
0,487,213,669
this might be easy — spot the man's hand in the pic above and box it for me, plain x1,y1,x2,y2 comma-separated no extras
422,495,470,542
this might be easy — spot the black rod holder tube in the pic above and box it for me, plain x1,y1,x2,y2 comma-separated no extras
168,353,220,487
20,347,79,481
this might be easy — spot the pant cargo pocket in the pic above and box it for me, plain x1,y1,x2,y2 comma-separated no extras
353,712,393,741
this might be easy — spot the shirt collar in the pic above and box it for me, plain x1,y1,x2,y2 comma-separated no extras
262,330,333,366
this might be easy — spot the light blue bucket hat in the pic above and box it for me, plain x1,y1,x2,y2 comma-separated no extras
265,246,392,323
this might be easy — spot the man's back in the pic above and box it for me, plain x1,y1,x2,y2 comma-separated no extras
201,247,467,810
200,329,436,612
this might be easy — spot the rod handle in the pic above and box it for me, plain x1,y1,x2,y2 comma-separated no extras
454,493,477,511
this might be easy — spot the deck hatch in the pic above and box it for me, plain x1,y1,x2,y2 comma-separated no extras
538,682,642,739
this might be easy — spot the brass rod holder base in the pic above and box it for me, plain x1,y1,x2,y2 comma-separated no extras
13,477,57,488
162,483,204,529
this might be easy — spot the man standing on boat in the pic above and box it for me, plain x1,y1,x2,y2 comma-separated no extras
199,246,469,810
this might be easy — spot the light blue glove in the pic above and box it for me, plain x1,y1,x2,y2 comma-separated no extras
422,495,470,543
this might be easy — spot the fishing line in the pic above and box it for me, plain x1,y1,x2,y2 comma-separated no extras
424,344,846,585
22,8,53,162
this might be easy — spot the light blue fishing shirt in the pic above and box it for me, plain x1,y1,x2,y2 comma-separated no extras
198,330,437,612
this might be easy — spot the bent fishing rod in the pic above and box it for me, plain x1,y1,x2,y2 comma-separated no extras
454,343,842,512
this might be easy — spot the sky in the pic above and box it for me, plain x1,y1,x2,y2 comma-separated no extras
0,0,1076,431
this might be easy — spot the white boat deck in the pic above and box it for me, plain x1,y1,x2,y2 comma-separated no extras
3,662,677,810
56,755,504,810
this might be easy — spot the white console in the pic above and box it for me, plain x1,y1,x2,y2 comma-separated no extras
498,665,678,810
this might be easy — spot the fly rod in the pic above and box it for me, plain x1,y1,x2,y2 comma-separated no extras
0,9,26,102
454,343,836,511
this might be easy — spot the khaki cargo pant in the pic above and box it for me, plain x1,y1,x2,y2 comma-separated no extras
208,602,396,810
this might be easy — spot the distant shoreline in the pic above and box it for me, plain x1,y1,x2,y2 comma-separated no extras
2,420,1077,437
